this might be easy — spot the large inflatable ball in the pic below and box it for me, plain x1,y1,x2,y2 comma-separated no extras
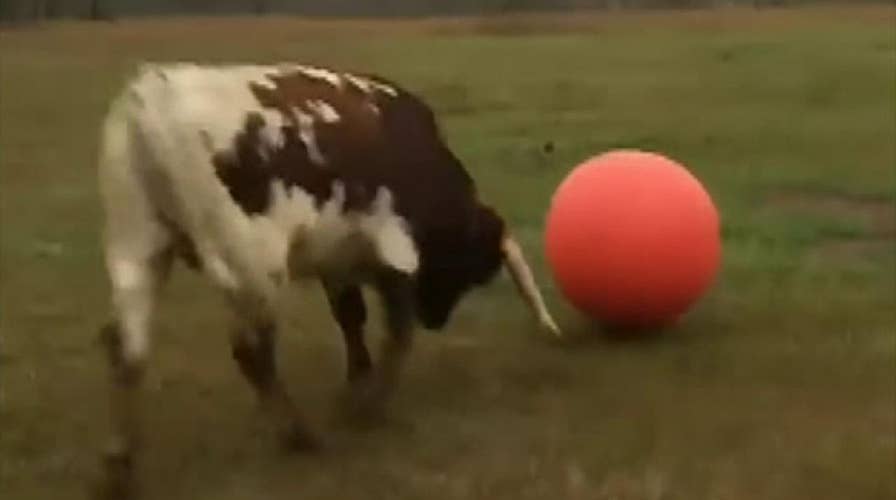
544,150,721,330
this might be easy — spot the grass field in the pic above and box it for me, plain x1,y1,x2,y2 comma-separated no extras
1,6,895,500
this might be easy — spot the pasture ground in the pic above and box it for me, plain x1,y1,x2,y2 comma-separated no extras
1,6,894,499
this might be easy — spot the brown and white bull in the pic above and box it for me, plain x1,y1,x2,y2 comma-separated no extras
95,62,560,498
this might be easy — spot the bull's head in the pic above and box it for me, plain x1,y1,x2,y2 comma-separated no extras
414,203,562,337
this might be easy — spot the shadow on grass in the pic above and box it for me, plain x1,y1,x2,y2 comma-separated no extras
549,313,699,352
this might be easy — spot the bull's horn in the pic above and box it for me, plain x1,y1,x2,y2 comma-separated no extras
502,235,562,337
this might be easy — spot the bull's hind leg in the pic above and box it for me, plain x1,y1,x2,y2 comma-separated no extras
97,234,173,500
96,120,174,499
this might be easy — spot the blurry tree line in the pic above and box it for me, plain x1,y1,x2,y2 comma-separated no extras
1,0,892,22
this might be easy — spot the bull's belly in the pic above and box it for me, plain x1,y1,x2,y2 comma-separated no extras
287,230,376,281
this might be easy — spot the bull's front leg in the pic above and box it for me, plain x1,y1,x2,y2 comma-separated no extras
376,270,415,392
350,269,415,416
323,282,372,383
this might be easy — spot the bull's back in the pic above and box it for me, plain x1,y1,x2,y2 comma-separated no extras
99,62,477,281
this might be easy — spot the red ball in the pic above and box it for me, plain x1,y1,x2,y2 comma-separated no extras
544,150,721,330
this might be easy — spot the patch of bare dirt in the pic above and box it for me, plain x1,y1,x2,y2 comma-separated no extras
767,192,895,262
767,192,896,237
807,239,895,262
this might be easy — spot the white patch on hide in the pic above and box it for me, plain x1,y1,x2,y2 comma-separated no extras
360,186,419,274
108,259,144,294
253,75,278,91
344,74,398,97
204,254,241,292
256,120,285,162
296,65,344,88
306,99,341,123
290,107,326,165
261,180,418,278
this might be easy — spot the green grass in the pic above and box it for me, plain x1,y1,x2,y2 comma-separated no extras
2,6,895,499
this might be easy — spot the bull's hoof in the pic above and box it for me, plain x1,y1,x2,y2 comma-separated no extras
337,376,392,427
91,451,137,500
279,422,322,453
